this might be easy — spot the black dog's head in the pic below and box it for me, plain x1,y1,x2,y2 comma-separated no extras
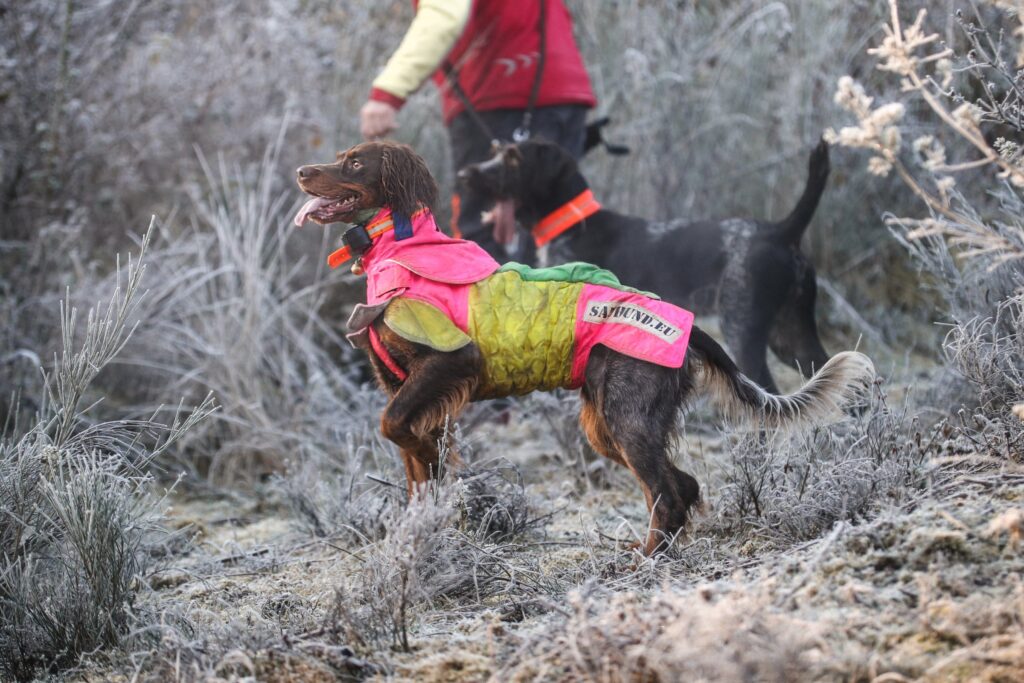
456,140,589,225
295,141,438,225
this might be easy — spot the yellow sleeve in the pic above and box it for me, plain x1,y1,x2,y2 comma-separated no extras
371,0,472,101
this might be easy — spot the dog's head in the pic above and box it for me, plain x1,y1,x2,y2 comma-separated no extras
456,144,525,201
295,141,438,226
456,140,587,223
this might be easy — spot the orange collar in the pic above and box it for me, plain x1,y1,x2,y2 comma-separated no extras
327,213,396,269
531,189,601,247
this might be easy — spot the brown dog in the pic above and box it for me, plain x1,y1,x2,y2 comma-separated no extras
297,142,874,555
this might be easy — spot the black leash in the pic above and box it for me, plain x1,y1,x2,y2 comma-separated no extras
443,0,548,147
441,60,501,147
513,0,547,142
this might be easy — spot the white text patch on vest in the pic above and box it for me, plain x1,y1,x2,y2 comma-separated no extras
583,302,681,343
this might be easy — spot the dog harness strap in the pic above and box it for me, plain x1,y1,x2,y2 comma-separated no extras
327,215,396,269
367,324,408,381
532,189,601,247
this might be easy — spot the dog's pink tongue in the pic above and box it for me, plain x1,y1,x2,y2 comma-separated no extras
490,198,517,246
294,196,331,226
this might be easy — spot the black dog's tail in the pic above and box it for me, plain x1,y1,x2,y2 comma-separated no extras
772,138,830,246
687,327,873,429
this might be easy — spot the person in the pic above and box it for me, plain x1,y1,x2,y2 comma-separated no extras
359,0,596,262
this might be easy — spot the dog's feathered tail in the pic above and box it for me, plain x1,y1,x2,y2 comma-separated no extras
773,138,830,246
687,327,874,429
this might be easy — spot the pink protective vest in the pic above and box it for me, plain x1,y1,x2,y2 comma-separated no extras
346,209,693,388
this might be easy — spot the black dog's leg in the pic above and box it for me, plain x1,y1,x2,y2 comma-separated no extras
721,304,782,394
584,349,699,555
720,250,794,393
768,267,830,378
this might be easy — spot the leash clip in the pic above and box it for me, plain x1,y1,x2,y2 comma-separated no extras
513,111,532,143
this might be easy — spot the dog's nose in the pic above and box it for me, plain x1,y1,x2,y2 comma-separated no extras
296,166,319,179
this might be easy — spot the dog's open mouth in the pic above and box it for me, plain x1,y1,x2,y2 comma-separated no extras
293,194,359,226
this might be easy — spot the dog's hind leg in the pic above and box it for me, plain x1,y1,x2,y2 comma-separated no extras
768,266,830,379
579,386,627,467
720,254,793,393
721,309,779,394
379,346,481,500
584,348,700,555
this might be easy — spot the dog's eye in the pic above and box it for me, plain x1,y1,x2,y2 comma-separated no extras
350,159,362,170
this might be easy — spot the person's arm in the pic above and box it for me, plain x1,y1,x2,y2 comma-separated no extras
361,0,472,139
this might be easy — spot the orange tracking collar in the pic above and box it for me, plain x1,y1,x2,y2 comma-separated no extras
531,189,601,247
328,213,397,269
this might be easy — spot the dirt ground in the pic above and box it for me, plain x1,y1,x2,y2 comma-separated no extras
73,380,1024,682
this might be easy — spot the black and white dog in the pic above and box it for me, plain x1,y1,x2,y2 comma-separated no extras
457,139,833,393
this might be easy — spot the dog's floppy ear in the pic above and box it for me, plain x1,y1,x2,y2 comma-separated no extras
520,140,586,201
379,143,439,219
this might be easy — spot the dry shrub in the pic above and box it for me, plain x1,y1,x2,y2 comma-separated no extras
831,0,1024,407
450,457,533,542
0,447,159,681
944,291,1024,415
130,611,376,683
330,440,537,658
331,488,459,654
0,1,439,242
713,386,930,542
276,424,400,544
278,462,396,545
262,428,540,666
496,583,822,682
0,227,213,682
277,422,533,545
331,499,533,656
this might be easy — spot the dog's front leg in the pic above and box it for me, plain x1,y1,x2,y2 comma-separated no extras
397,448,434,497
378,346,482,500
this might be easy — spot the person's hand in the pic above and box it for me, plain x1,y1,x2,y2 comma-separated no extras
360,100,398,139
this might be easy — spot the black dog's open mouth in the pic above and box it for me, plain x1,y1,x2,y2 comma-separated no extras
293,194,359,226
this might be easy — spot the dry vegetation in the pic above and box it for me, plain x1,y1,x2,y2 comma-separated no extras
3,0,1024,681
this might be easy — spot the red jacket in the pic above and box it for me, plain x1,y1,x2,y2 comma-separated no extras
435,0,595,123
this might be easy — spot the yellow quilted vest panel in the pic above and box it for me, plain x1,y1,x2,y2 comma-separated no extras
468,271,583,398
